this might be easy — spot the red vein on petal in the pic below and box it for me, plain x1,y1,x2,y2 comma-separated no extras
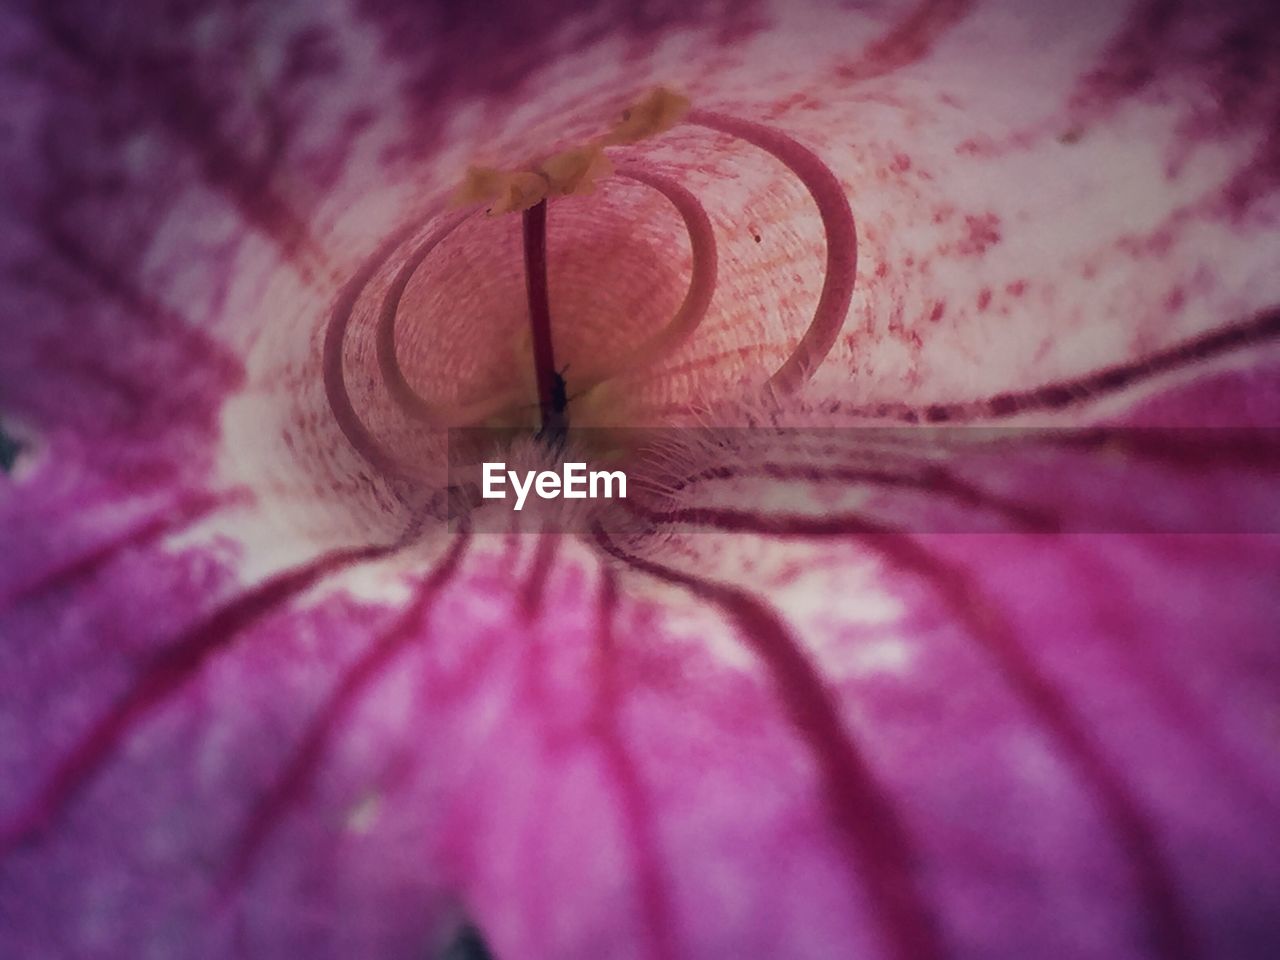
1038,428,1280,471
862,534,1201,960
592,569,679,960
518,533,561,618
593,529,944,960
623,498,898,537
514,536,563,723
0,538,408,855
838,0,977,82
687,110,858,393
853,305,1280,423
635,488,1279,827
641,462,1059,532
221,532,470,895
631,507,1200,960
4,489,244,606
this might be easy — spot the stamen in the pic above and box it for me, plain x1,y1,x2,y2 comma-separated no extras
333,86,860,477
570,165,718,391
323,217,424,478
376,210,522,427
687,110,858,393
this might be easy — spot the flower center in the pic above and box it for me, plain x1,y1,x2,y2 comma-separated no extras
317,89,861,522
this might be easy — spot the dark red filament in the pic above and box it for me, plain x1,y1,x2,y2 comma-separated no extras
522,199,567,438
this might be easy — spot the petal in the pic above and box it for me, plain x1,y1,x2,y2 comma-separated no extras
3,1,1279,959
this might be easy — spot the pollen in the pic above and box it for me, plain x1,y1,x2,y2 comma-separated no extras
602,87,691,145
454,165,549,214
452,165,505,206
452,87,689,214
539,142,614,197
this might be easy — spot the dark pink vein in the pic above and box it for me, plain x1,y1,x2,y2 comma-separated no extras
5,489,242,606
518,533,561,618
593,529,943,960
0,539,406,855
592,569,679,960
221,532,470,893
635,460,1059,532
864,534,1201,960
631,506,1200,960
851,305,1280,423
1039,428,1280,472
625,504,895,538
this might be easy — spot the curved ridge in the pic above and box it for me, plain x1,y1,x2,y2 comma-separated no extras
572,166,719,390
322,216,433,477
687,109,859,393
376,210,526,427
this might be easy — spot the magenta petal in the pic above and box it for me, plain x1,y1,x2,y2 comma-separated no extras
3,1,1280,958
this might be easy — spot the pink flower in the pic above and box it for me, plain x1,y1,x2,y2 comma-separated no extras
2,1,1278,958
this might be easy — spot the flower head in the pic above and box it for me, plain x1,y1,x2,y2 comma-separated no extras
3,1,1280,959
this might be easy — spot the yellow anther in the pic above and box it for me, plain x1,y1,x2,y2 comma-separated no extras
489,170,550,214
452,165,506,206
539,143,614,197
452,87,689,214
603,87,691,145
453,166,547,214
